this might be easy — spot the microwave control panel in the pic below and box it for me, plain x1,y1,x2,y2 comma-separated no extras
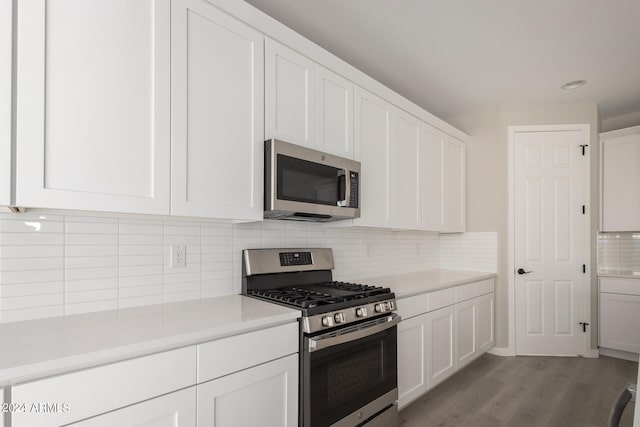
349,171,359,208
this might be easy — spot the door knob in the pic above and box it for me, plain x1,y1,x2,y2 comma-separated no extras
517,268,532,275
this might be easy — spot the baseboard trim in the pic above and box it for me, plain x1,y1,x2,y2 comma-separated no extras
599,347,639,362
487,346,515,357
582,349,599,359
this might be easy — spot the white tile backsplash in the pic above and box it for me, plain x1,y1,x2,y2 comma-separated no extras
0,211,498,323
598,232,640,274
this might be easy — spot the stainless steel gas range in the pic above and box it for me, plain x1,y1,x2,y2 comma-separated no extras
242,248,399,427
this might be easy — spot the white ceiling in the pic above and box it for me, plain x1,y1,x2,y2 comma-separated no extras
244,0,640,122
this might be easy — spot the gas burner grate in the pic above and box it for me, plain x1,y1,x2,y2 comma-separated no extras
249,287,346,308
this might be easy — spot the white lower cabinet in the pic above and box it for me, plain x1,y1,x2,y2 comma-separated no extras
427,305,456,388
69,388,196,427
397,278,494,409
397,314,428,408
197,354,298,427
9,322,299,427
477,292,495,353
599,277,640,354
455,298,477,368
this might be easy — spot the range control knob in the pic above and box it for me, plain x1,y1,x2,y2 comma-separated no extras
355,307,367,318
374,303,384,313
321,316,332,327
334,312,346,324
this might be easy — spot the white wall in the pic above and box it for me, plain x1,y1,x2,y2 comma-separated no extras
600,110,640,133
449,102,599,349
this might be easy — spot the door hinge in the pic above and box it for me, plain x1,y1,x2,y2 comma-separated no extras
582,205,586,214
579,144,589,155
583,264,586,274
579,322,589,333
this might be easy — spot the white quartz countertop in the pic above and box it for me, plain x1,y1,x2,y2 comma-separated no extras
364,269,497,299
598,270,640,279
0,295,300,386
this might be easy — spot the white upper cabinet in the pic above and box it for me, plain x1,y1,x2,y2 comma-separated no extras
600,126,640,231
422,125,444,231
265,38,355,159
392,109,422,230
265,38,316,149
15,0,171,215
316,65,354,158
353,87,392,228
171,0,264,220
0,0,11,207
442,138,466,232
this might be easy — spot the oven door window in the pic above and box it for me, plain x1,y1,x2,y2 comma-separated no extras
306,325,397,426
277,154,345,206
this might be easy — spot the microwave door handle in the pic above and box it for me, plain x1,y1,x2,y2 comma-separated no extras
307,313,400,353
337,170,348,207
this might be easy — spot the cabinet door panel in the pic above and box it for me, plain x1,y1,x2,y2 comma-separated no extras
477,293,495,353
600,293,640,353
0,0,11,206
197,354,298,427
427,305,455,387
392,109,422,230
353,87,392,227
601,133,640,231
68,388,196,427
16,0,170,214
265,38,315,148
397,314,428,409
442,138,465,232
422,125,444,231
171,0,263,220
455,298,477,367
316,66,354,158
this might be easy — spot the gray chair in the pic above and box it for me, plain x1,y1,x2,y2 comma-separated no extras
607,383,636,427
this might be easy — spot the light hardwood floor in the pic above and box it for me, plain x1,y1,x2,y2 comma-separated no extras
399,354,638,427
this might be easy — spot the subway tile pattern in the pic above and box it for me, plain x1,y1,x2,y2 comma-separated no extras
598,232,640,274
0,211,497,323
440,232,498,272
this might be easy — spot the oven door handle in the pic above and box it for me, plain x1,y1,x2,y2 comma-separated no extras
308,313,400,353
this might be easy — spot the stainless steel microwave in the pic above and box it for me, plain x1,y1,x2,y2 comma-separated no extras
264,139,361,222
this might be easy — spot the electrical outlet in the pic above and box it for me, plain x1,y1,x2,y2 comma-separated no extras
171,245,186,268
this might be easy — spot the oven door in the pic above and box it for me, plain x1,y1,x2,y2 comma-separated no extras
302,314,399,427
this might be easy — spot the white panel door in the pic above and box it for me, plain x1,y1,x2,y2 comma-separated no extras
68,388,196,427
265,38,315,148
427,305,456,388
442,138,465,232
392,109,422,230
455,297,477,367
422,125,444,231
599,293,640,353
513,126,589,355
397,314,428,409
0,0,11,206
352,87,392,228
601,131,640,231
197,354,298,427
171,0,263,220
316,65,354,159
16,0,170,214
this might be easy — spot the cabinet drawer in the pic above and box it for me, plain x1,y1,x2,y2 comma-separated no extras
198,322,298,383
599,277,640,296
456,279,494,302
396,294,428,320
11,346,196,427
427,288,456,312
